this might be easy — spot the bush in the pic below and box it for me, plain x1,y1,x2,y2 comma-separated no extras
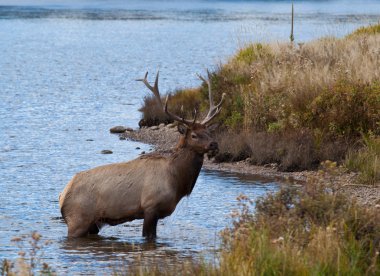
345,134,380,185
305,81,380,137
138,88,202,127
214,131,251,162
138,95,171,127
347,23,380,38
214,129,351,171
220,179,380,275
234,43,273,65
138,24,380,172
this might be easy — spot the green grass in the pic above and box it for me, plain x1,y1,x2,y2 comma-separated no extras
345,135,380,185
346,23,380,38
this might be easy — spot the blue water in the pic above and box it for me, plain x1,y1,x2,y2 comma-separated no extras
0,0,379,274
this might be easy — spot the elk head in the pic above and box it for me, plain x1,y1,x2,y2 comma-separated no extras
137,71,225,156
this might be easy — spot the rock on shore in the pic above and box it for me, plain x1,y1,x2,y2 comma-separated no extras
110,126,133,133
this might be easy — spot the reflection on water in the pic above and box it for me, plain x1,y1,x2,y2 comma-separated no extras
60,236,191,265
59,236,198,274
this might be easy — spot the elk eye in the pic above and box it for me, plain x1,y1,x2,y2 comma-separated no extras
191,134,198,139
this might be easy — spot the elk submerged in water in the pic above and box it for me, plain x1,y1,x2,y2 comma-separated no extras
59,71,225,239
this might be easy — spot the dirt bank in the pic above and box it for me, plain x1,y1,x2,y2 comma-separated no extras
119,124,380,207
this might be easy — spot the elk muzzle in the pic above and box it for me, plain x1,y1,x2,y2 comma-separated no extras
206,141,219,159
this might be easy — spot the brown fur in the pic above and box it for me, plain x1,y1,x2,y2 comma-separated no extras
59,125,217,239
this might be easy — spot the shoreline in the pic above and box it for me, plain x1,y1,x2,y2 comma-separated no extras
118,124,380,207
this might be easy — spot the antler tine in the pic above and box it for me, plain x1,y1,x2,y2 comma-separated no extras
201,93,226,125
192,109,198,125
138,71,198,126
154,71,160,92
136,71,162,108
197,71,226,125
137,71,191,125
164,95,194,125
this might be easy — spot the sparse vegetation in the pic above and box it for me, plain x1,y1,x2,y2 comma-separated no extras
345,134,380,185
216,178,380,275
123,172,380,275
1,232,54,276
139,24,380,182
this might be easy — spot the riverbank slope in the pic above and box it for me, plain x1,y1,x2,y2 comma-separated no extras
120,124,379,207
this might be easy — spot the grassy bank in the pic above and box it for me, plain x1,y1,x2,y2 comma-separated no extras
139,24,380,182
124,169,380,275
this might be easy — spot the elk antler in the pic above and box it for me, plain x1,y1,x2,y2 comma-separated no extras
137,71,195,126
197,70,226,125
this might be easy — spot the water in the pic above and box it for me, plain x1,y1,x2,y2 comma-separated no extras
0,0,379,274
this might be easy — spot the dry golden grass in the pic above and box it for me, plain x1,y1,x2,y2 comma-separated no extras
139,24,380,175
219,33,380,133
140,25,380,137
1,232,54,276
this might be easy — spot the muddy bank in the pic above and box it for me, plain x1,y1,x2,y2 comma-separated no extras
118,124,380,207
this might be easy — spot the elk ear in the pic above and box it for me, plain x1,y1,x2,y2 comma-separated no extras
207,122,219,132
177,124,188,135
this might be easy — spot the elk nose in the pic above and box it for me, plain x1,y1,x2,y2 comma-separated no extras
208,142,218,150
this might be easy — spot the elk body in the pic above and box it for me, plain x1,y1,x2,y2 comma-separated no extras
59,72,225,239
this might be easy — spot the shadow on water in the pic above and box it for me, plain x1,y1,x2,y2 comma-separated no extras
206,169,305,186
61,236,168,256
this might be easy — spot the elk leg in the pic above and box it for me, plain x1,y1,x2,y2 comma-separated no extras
67,216,94,238
68,224,91,238
142,211,158,240
87,223,100,235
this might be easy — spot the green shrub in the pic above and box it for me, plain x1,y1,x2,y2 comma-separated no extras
138,88,202,127
221,180,380,275
347,23,380,38
224,110,243,129
234,43,272,65
165,88,203,119
345,134,380,185
305,81,380,137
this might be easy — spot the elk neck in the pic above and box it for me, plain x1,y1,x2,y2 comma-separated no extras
170,145,204,201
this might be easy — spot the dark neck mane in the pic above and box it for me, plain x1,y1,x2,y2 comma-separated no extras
170,147,204,201
139,137,205,201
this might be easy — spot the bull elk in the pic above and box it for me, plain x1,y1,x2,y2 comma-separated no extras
59,71,225,239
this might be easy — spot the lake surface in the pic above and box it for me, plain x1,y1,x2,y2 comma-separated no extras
1,0,379,274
